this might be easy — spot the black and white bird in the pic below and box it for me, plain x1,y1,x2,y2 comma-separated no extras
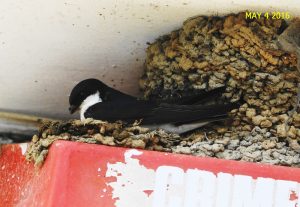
68,79,240,134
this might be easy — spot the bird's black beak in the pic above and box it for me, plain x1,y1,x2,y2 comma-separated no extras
69,105,78,114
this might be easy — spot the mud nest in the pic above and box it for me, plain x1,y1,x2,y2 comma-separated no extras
139,12,300,160
26,119,180,166
27,12,300,167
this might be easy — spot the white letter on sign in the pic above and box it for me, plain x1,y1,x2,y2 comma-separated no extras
184,169,216,207
275,180,298,207
152,166,184,207
215,172,233,207
231,176,275,207
231,175,253,207
249,177,275,207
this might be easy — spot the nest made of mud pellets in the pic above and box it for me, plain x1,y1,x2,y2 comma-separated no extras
140,12,300,164
27,12,300,167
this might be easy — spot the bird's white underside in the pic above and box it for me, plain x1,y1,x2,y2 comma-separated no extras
80,91,102,121
79,92,210,134
142,121,209,134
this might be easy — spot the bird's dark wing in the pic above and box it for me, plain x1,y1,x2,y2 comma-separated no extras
103,85,226,105
156,87,226,105
84,100,156,123
141,102,239,125
85,99,239,125
102,87,137,102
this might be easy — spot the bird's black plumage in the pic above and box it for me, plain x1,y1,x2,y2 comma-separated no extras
84,101,237,125
69,78,240,133
69,78,135,113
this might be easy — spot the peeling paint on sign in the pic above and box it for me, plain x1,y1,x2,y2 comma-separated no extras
18,143,28,155
3,141,300,206
106,149,300,207
106,149,155,206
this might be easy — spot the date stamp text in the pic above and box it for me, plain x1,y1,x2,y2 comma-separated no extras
245,12,291,20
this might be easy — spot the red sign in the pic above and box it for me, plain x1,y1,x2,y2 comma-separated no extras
1,140,300,207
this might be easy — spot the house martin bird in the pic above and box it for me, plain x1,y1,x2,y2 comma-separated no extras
68,79,240,134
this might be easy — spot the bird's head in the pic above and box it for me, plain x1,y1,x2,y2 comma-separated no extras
68,78,107,114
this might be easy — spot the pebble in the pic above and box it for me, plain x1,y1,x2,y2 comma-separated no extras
277,124,287,137
252,115,266,126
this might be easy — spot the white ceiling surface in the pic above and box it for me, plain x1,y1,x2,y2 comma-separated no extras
0,0,299,119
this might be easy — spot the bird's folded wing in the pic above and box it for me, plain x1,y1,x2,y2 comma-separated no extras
85,100,239,125
142,102,239,124
84,101,154,122
159,87,226,105
103,88,137,102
